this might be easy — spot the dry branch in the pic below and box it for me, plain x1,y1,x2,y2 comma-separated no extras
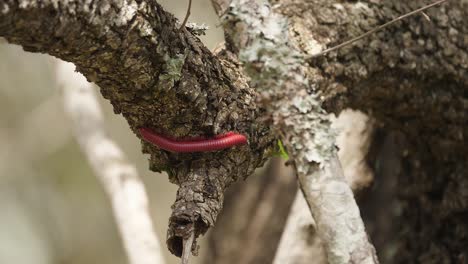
208,0,467,262
274,110,375,264
221,1,378,263
0,0,274,256
57,60,166,264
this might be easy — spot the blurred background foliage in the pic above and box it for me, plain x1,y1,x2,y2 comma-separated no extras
0,1,223,263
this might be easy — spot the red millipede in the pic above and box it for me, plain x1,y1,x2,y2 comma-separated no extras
139,128,247,153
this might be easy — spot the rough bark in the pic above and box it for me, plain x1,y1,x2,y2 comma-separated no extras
222,1,378,263
204,110,375,264
271,110,376,264
209,0,467,263
275,0,467,263
0,0,275,257
273,0,467,262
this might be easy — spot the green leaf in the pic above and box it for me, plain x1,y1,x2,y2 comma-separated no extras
277,139,289,160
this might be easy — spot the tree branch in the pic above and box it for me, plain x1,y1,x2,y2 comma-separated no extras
274,110,375,264
0,0,274,256
179,0,193,31
57,60,166,264
212,0,466,262
273,192,326,264
221,1,378,263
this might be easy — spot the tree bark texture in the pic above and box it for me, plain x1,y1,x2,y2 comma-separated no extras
222,1,378,262
0,0,275,257
1,0,467,262
274,1,467,262
210,0,467,263
205,110,375,264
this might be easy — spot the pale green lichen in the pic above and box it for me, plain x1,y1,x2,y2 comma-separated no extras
225,1,336,167
158,53,186,90
224,2,378,262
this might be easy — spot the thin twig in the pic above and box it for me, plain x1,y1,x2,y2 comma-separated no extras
56,60,166,264
308,0,448,59
421,11,432,22
181,230,195,264
179,0,193,31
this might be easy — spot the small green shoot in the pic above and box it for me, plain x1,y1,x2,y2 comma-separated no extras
276,139,289,160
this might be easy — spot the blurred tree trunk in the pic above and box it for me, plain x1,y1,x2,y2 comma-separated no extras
204,158,297,264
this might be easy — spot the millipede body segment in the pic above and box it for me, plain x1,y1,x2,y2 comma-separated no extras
139,128,248,153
